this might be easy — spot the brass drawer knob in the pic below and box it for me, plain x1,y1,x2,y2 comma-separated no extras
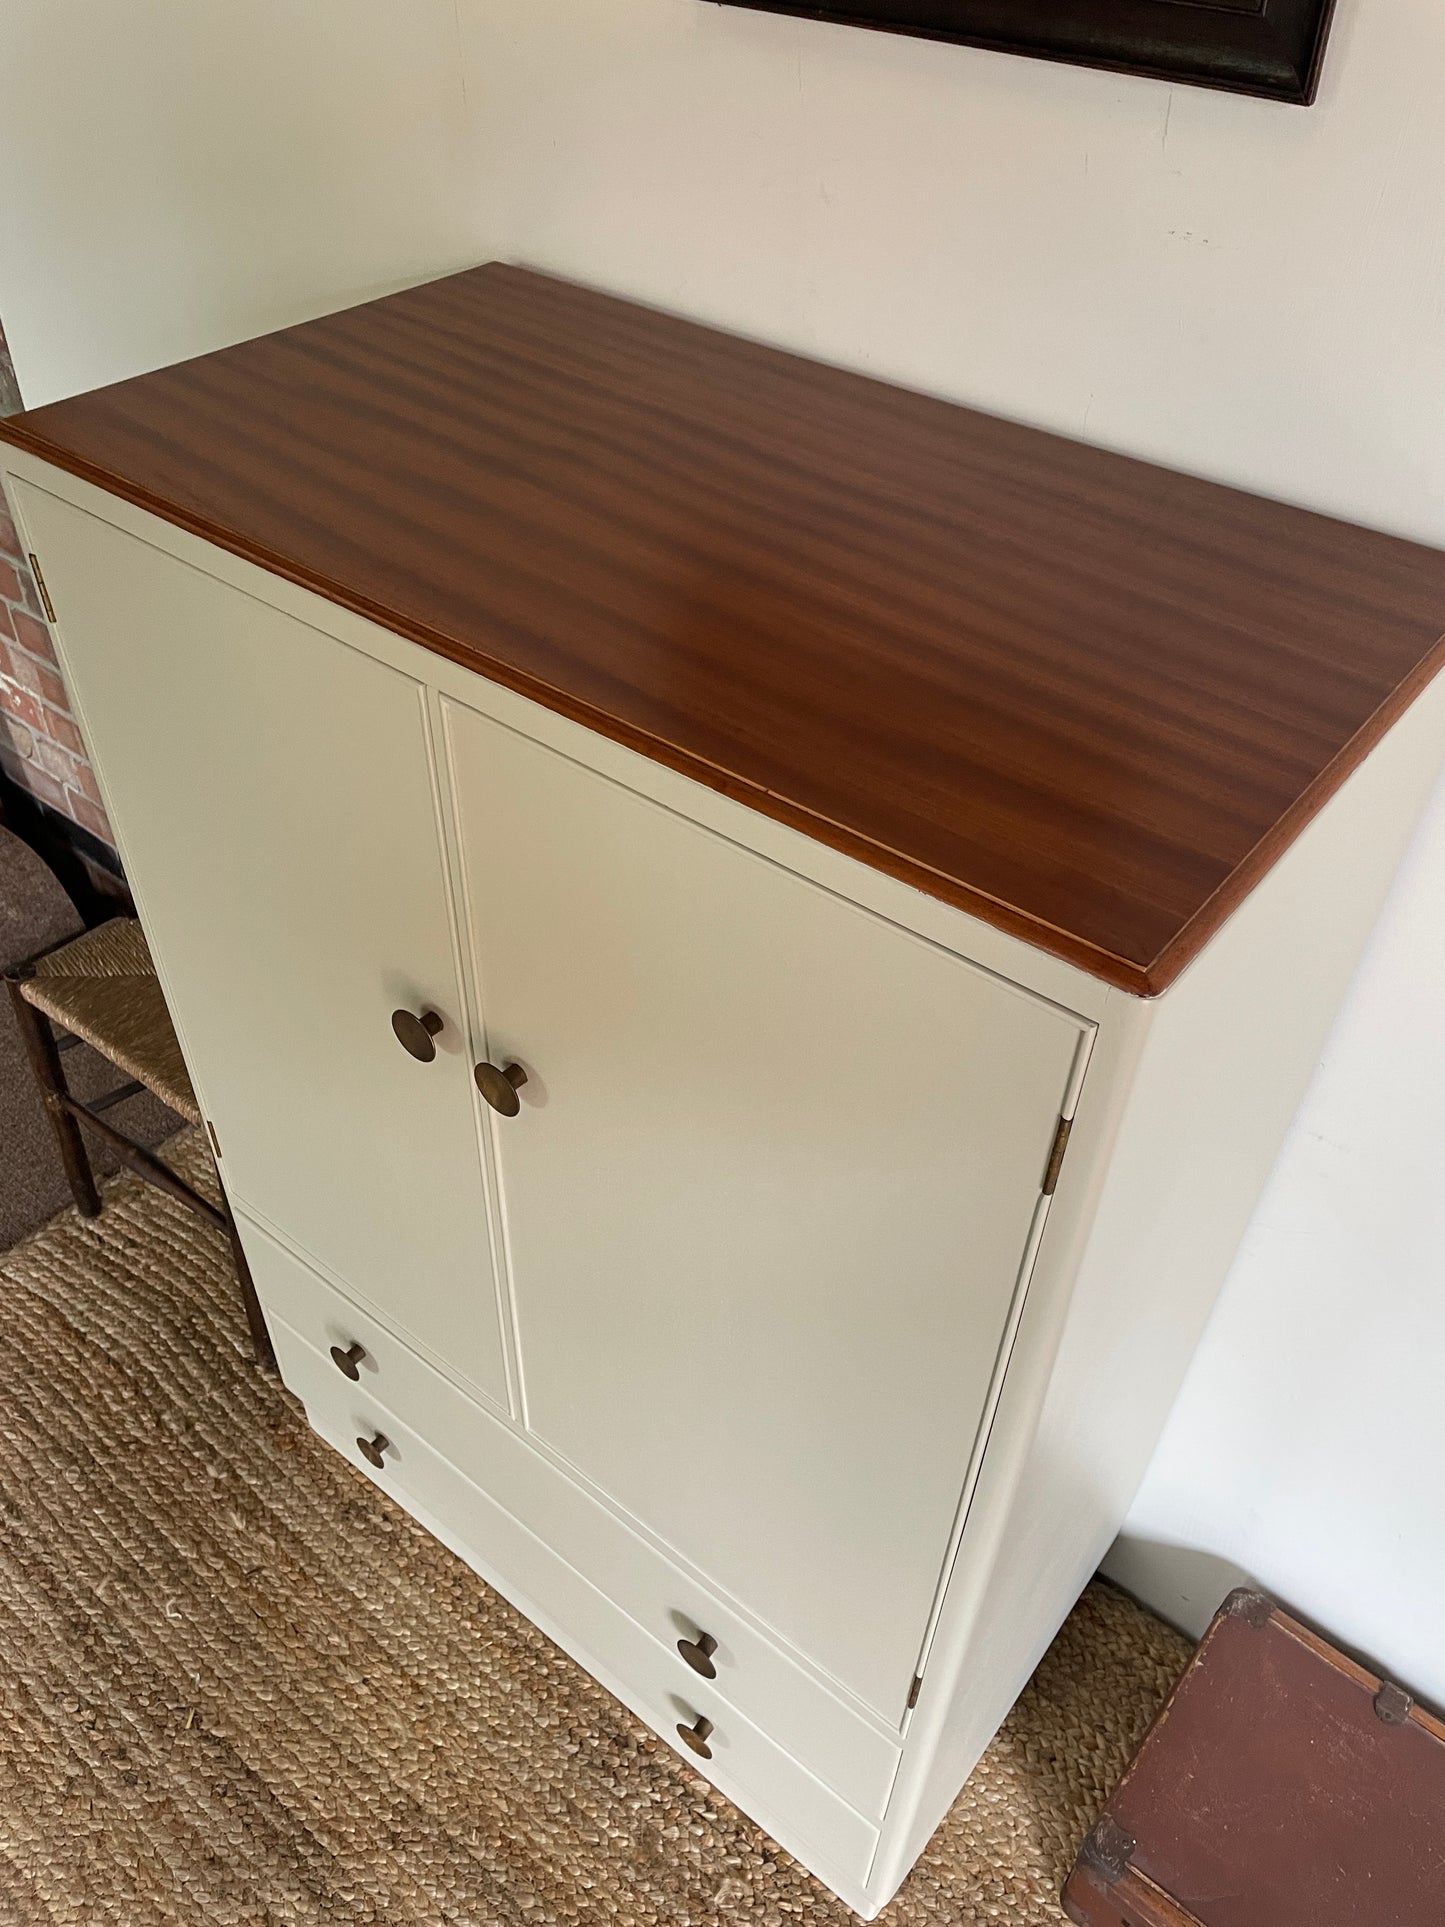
356,1431,390,1469
392,1008,443,1062
474,1059,528,1116
677,1631,719,1679
676,1713,714,1760
329,1340,367,1381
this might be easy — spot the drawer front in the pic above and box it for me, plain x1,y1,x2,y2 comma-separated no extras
243,1213,900,1822
243,1211,499,1475
268,1312,879,1889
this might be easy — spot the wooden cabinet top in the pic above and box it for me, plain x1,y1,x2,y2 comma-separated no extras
6,264,1445,994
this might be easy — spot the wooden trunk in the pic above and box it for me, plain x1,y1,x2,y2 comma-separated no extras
1063,1589,1445,1927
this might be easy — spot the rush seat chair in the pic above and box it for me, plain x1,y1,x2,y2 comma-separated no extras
5,916,275,1372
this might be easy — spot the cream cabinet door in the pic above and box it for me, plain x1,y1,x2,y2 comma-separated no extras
16,486,509,1406
444,700,1089,1719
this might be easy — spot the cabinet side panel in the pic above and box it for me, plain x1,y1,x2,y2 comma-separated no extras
873,665,1445,1904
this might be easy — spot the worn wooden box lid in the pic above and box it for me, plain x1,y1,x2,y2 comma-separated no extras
5,265,1445,993
1063,1588,1445,1927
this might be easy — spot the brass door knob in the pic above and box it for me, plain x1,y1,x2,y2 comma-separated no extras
356,1431,390,1469
392,1008,444,1062
330,1340,367,1381
474,1059,528,1116
677,1631,719,1679
676,1714,714,1760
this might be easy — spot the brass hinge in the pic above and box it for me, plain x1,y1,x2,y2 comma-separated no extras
1041,1114,1073,1197
27,554,56,623
906,1673,923,1711
206,1120,223,1159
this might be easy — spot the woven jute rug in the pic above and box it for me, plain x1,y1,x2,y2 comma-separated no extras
0,1139,1190,1926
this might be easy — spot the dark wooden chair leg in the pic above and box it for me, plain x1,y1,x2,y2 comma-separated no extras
5,969,102,1218
215,1176,277,1376
8,941,278,1379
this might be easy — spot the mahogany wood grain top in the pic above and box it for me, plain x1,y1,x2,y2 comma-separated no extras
6,264,1445,994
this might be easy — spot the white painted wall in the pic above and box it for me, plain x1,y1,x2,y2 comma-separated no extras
1104,772,1445,1690
0,1,477,408
3,0,1444,1703
459,0,1445,547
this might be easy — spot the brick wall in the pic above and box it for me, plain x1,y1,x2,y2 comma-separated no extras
0,317,117,852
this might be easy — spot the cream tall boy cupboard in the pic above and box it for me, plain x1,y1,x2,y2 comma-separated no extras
6,267,1445,1917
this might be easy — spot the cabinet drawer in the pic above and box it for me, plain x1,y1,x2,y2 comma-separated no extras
268,1311,879,1888
243,1213,901,1821
242,1209,505,1463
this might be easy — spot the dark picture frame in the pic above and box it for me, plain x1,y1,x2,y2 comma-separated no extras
713,0,1338,104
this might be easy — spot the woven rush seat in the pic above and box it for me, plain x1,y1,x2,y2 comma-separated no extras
18,918,201,1126
7,908,273,1372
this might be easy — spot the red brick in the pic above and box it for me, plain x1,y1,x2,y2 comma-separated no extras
0,682,43,731
18,569,46,621
3,647,60,709
41,706,85,756
0,716,35,762
67,790,113,841
37,662,68,710
11,609,55,662
70,757,104,807
0,602,14,642
5,645,47,700
15,762,67,813
0,559,19,604
0,638,11,681
0,502,20,562
31,732,77,784
8,642,71,710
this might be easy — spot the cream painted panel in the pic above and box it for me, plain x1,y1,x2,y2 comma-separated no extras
871,667,1445,1908
15,484,508,1404
444,699,1087,1721
238,1208,902,1818
269,1312,882,1895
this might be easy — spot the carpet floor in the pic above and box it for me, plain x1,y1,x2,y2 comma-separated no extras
0,1140,1190,1926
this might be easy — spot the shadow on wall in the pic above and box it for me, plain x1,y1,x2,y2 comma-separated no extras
1105,1533,1445,1723
1103,1536,1260,1642
0,319,20,417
